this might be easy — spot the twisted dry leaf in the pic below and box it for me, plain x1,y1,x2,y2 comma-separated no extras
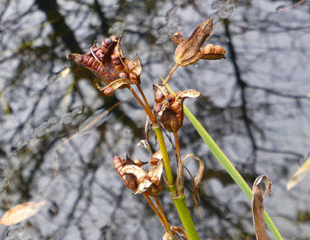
251,175,272,240
287,155,310,191
0,201,46,226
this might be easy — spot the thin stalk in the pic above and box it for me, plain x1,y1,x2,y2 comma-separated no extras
173,131,181,164
137,84,152,113
153,196,171,233
128,86,157,124
163,64,179,85
143,193,168,232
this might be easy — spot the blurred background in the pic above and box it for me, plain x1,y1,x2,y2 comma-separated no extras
1,0,310,239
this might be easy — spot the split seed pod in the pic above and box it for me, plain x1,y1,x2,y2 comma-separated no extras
68,36,143,96
113,155,139,192
153,84,201,132
172,18,226,67
121,151,164,196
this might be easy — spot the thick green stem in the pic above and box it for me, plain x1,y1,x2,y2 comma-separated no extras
173,196,200,240
154,127,199,240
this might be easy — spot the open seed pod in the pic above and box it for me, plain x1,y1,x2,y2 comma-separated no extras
68,36,143,96
153,84,201,132
113,155,140,192
121,151,163,196
172,18,226,67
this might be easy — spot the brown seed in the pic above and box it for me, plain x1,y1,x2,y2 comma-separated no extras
111,54,124,71
103,87,114,96
171,101,182,114
150,157,159,166
154,103,162,113
134,159,143,167
129,72,139,85
167,94,175,104
127,60,135,70
155,94,165,103
110,35,118,42
119,72,128,79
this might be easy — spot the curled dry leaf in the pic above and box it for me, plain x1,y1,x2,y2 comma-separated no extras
163,226,188,240
173,18,226,67
287,155,310,191
0,201,46,226
251,175,272,240
153,84,201,132
175,154,204,219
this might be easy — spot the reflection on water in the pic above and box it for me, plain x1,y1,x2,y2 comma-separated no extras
1,0,310,239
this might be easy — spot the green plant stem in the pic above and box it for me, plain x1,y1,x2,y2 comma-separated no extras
183,105,283,240
154,127,199,240
173,196,200,240
154,128,174,186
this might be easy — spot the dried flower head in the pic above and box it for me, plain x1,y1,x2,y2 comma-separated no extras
68,36,143,95
153,84,201,132
172,18,226,67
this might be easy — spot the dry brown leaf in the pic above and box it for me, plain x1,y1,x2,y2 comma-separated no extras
0,201,46,226
252,175,272,240
287,155,310,191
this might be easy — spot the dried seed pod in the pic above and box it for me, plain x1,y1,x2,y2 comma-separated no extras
153,84,201,132
103,86,114,96
113,155,139,192
174,19,213,67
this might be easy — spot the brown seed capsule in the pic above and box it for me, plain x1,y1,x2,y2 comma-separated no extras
129,72,139,85
155,94,165,103
103,87,114,96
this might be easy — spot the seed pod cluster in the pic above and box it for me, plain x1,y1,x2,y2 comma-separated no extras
68,36,143,96
153,84,202,132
